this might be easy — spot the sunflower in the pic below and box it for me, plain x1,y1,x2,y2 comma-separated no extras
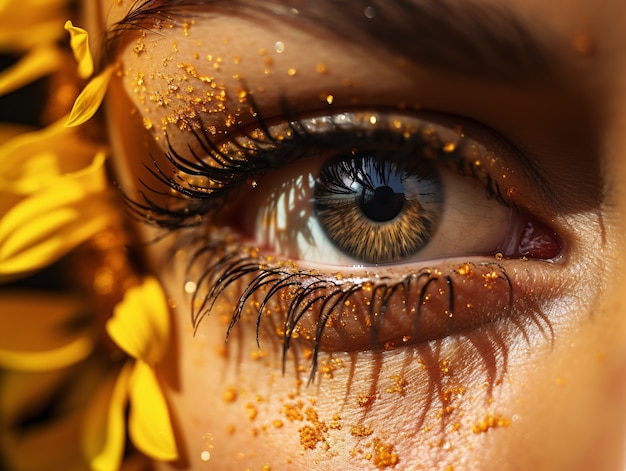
0,2,179,469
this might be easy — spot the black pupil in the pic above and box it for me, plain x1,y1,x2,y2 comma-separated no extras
359,185,406,222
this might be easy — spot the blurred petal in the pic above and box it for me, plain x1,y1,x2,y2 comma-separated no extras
0,152,117,278
0,291,88,350
66,67,113,127
83,364,131,471
0,117,101,195
0,337,93,371
0,45,64,95
106,277,171,365
64,21,93,79
128,361,178,461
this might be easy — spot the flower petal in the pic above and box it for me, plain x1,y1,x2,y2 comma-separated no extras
82,364,132,471
0,337,94,371
106,277,171,365
0,117,101,195
0,152,117,279
128,361,178,461
66,67,113,127
0,45,64,95
64,20,94,79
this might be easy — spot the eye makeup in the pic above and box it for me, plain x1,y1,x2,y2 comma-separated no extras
121,104,562,380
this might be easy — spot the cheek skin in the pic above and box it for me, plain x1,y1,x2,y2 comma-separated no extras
153,266,512,471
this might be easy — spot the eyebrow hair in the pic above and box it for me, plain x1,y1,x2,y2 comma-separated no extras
106,0,553,83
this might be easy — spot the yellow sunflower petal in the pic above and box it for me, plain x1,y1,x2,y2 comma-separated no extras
0,152,118,279
0,337,93,371
0,117,101,195
0,45,64,95
64,20,94,79
128,361,178,461
66,66,113,127
82,364,132,471
106,277,171,365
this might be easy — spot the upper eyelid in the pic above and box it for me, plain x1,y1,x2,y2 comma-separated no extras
106,0,555,83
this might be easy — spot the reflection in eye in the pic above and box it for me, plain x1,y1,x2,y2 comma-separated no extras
129,109,561,377
237,111,529,267
313,152,444,264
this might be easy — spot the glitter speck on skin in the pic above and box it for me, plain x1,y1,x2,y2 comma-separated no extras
201,451,211,461
325,94,334,104
364,5,377,19
184,281,197,293
287,68,297,76
275,41,285,53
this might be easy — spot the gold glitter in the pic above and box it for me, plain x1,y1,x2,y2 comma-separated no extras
299,425,325,450
369,115,377,125
443,142,456,152
223,386,238,402
258,48,267,56
356,394,375,407
316,63,328,74
182,20,193,36
456,263,473,276
385,375,407,395
283,401,304,421
287,68,297,76
273,420,284,428
133,38,146,56
350,425,373,437
371,438,399,469
246,403,258,420
142,117,153,130
325,94,334,105
233,56,241,64
472,414,511,433
262,466,271,471
495,252,504,261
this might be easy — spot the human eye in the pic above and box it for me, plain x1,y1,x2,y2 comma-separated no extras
139,106,560,361
105,1,604,469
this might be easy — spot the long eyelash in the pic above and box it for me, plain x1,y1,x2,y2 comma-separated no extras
183,233,515,382
124,100,509,230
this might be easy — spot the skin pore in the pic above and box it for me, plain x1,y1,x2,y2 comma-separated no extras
96,0,626,469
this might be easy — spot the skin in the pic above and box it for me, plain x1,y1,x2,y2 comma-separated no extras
97,0,626,469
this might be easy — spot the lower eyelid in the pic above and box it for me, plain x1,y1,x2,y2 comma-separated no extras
184,231,561,369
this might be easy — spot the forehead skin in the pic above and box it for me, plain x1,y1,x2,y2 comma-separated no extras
97,0,626,470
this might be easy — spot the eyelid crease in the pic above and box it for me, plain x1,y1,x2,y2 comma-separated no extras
106,0,554,83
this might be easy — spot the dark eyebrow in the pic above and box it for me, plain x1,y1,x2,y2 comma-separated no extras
106,0,553,83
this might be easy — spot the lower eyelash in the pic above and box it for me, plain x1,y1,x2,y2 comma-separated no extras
177,228,555,383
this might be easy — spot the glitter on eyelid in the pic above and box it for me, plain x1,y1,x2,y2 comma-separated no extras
274,41,285,53
443,142,456,152
287,68,297,76
201,451,211,461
